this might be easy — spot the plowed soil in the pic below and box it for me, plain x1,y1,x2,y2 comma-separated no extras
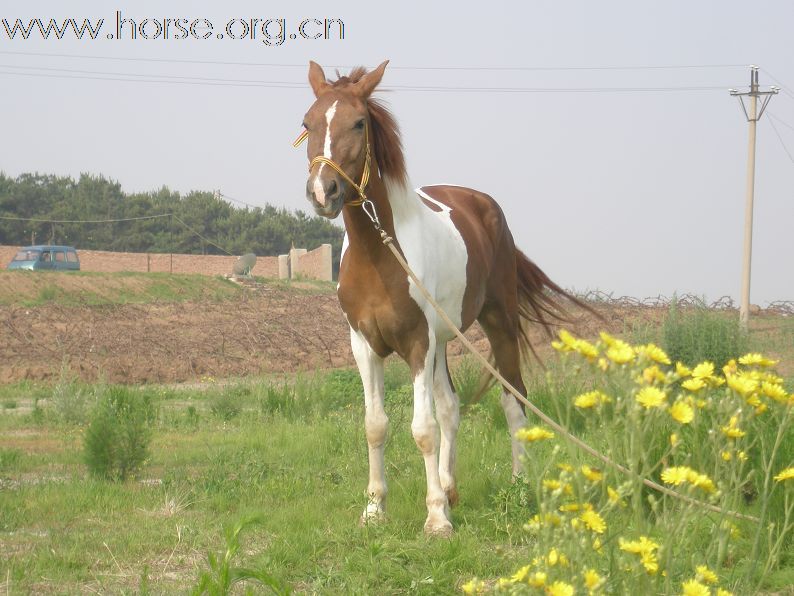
0,274,789,384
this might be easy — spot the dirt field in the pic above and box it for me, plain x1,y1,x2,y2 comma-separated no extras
0,272,790,384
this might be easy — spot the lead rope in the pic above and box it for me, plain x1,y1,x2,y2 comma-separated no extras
360,202,758,523
293,129,757,522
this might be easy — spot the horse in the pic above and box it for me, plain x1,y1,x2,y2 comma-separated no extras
298,60,583,536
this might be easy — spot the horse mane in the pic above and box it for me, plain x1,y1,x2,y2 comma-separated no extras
330,67,407,184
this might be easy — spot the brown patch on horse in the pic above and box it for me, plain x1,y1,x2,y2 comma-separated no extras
321,64,407,185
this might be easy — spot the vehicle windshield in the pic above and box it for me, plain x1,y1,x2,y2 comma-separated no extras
13,250,41,261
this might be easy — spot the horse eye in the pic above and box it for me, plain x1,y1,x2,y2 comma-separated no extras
353,119,365,130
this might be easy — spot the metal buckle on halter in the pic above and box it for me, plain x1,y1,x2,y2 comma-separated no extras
361,199,381,230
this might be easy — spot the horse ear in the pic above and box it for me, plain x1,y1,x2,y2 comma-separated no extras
353,60,389,98
308,61,330,97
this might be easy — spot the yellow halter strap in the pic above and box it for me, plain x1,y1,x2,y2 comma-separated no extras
293,125,372,208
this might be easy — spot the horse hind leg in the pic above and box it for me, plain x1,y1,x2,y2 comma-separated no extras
478,306,529,478
432,345,460,506
350,328,388,524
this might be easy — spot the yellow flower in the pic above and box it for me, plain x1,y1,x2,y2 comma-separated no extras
516,426,555,442
620,536,660,574
607,340,635,364
581,465,603,482
607,486,626,506
461,578,485,594
509,565,530,583
726,373,758,398
641,365,666,384
716,589,734,596
547,581,574,596
682,579,710,596
580,509,607,534
723,359,738,376
696,565,718,584
599,331,618,346
682,378,706,392
547,547,569,566
676,362,692,377
721,450,732,461
527,571,547,587
638,343,671,365
557,462,574,473
661,466,691,486
543,479,562,491
670,401,695,424
774,467,794,482
574,390,611,409
739,353,778,367
559,503,582,512
583,568,603,591
721,416,746,439
636,386,667,408
692,362,715,379
661,466,716,493
670,433,680,447
761,381,788,402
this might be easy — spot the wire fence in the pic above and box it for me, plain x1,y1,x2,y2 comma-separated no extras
575,290,794,316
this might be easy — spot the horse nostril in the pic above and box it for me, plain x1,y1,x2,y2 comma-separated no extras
326,179,338,198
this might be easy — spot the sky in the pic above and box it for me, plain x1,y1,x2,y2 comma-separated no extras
1,1,793,305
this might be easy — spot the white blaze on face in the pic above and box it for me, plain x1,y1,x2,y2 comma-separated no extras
312,100,338,206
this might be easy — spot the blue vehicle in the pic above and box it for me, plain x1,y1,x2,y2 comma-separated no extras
7,245,80,271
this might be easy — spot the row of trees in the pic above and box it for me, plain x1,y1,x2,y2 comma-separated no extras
0,172,344,272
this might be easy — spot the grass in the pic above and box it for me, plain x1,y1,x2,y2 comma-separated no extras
0,271,244,306
0,308,792,593
0,368,530,594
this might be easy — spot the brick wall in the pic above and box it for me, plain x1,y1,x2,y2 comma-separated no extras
0,245,280,277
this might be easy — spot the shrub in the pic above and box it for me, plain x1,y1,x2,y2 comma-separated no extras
663,298,748,367
83,386,155,481
463,330,793,594
209,394,242,421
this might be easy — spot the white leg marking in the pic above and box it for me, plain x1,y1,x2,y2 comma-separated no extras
432,345,460,505
501,390,528,477
312,100,338,207
350,328,388,523
412,335,453,536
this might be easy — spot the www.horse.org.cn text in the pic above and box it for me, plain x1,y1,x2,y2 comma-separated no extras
1,12,346,46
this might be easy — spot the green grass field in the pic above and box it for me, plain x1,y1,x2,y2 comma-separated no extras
1,276,792,594
0,366,537,594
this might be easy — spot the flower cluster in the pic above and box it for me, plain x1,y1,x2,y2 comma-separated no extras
462,329,793,594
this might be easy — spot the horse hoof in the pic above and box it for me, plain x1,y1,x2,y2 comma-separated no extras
424,518,454,538
359,503,386,526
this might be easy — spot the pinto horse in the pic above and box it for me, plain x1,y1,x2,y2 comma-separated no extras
299,60,581,536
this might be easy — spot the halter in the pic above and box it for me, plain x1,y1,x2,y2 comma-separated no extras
293,124,372,208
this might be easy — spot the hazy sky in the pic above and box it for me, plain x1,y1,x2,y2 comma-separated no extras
1,1,793,304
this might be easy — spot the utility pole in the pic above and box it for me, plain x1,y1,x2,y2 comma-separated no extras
729,66,778,331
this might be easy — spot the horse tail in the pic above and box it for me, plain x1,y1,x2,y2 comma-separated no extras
514,248,597,362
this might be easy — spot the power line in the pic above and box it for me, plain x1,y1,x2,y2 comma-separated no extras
760,68,794,102
767,117,794,166
768,112,794,133
0,213,172,223
0,67,731,93
0,49,748,72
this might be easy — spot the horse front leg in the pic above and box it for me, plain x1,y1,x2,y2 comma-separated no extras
410,336,454,536
350,329,388,524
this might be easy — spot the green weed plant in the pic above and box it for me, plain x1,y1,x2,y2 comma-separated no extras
464,330,793,595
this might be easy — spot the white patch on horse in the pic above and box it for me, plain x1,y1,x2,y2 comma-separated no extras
386,179,469,339
350,328,388,523
313,100,338,206
337,232,350,291
501,390,528,477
